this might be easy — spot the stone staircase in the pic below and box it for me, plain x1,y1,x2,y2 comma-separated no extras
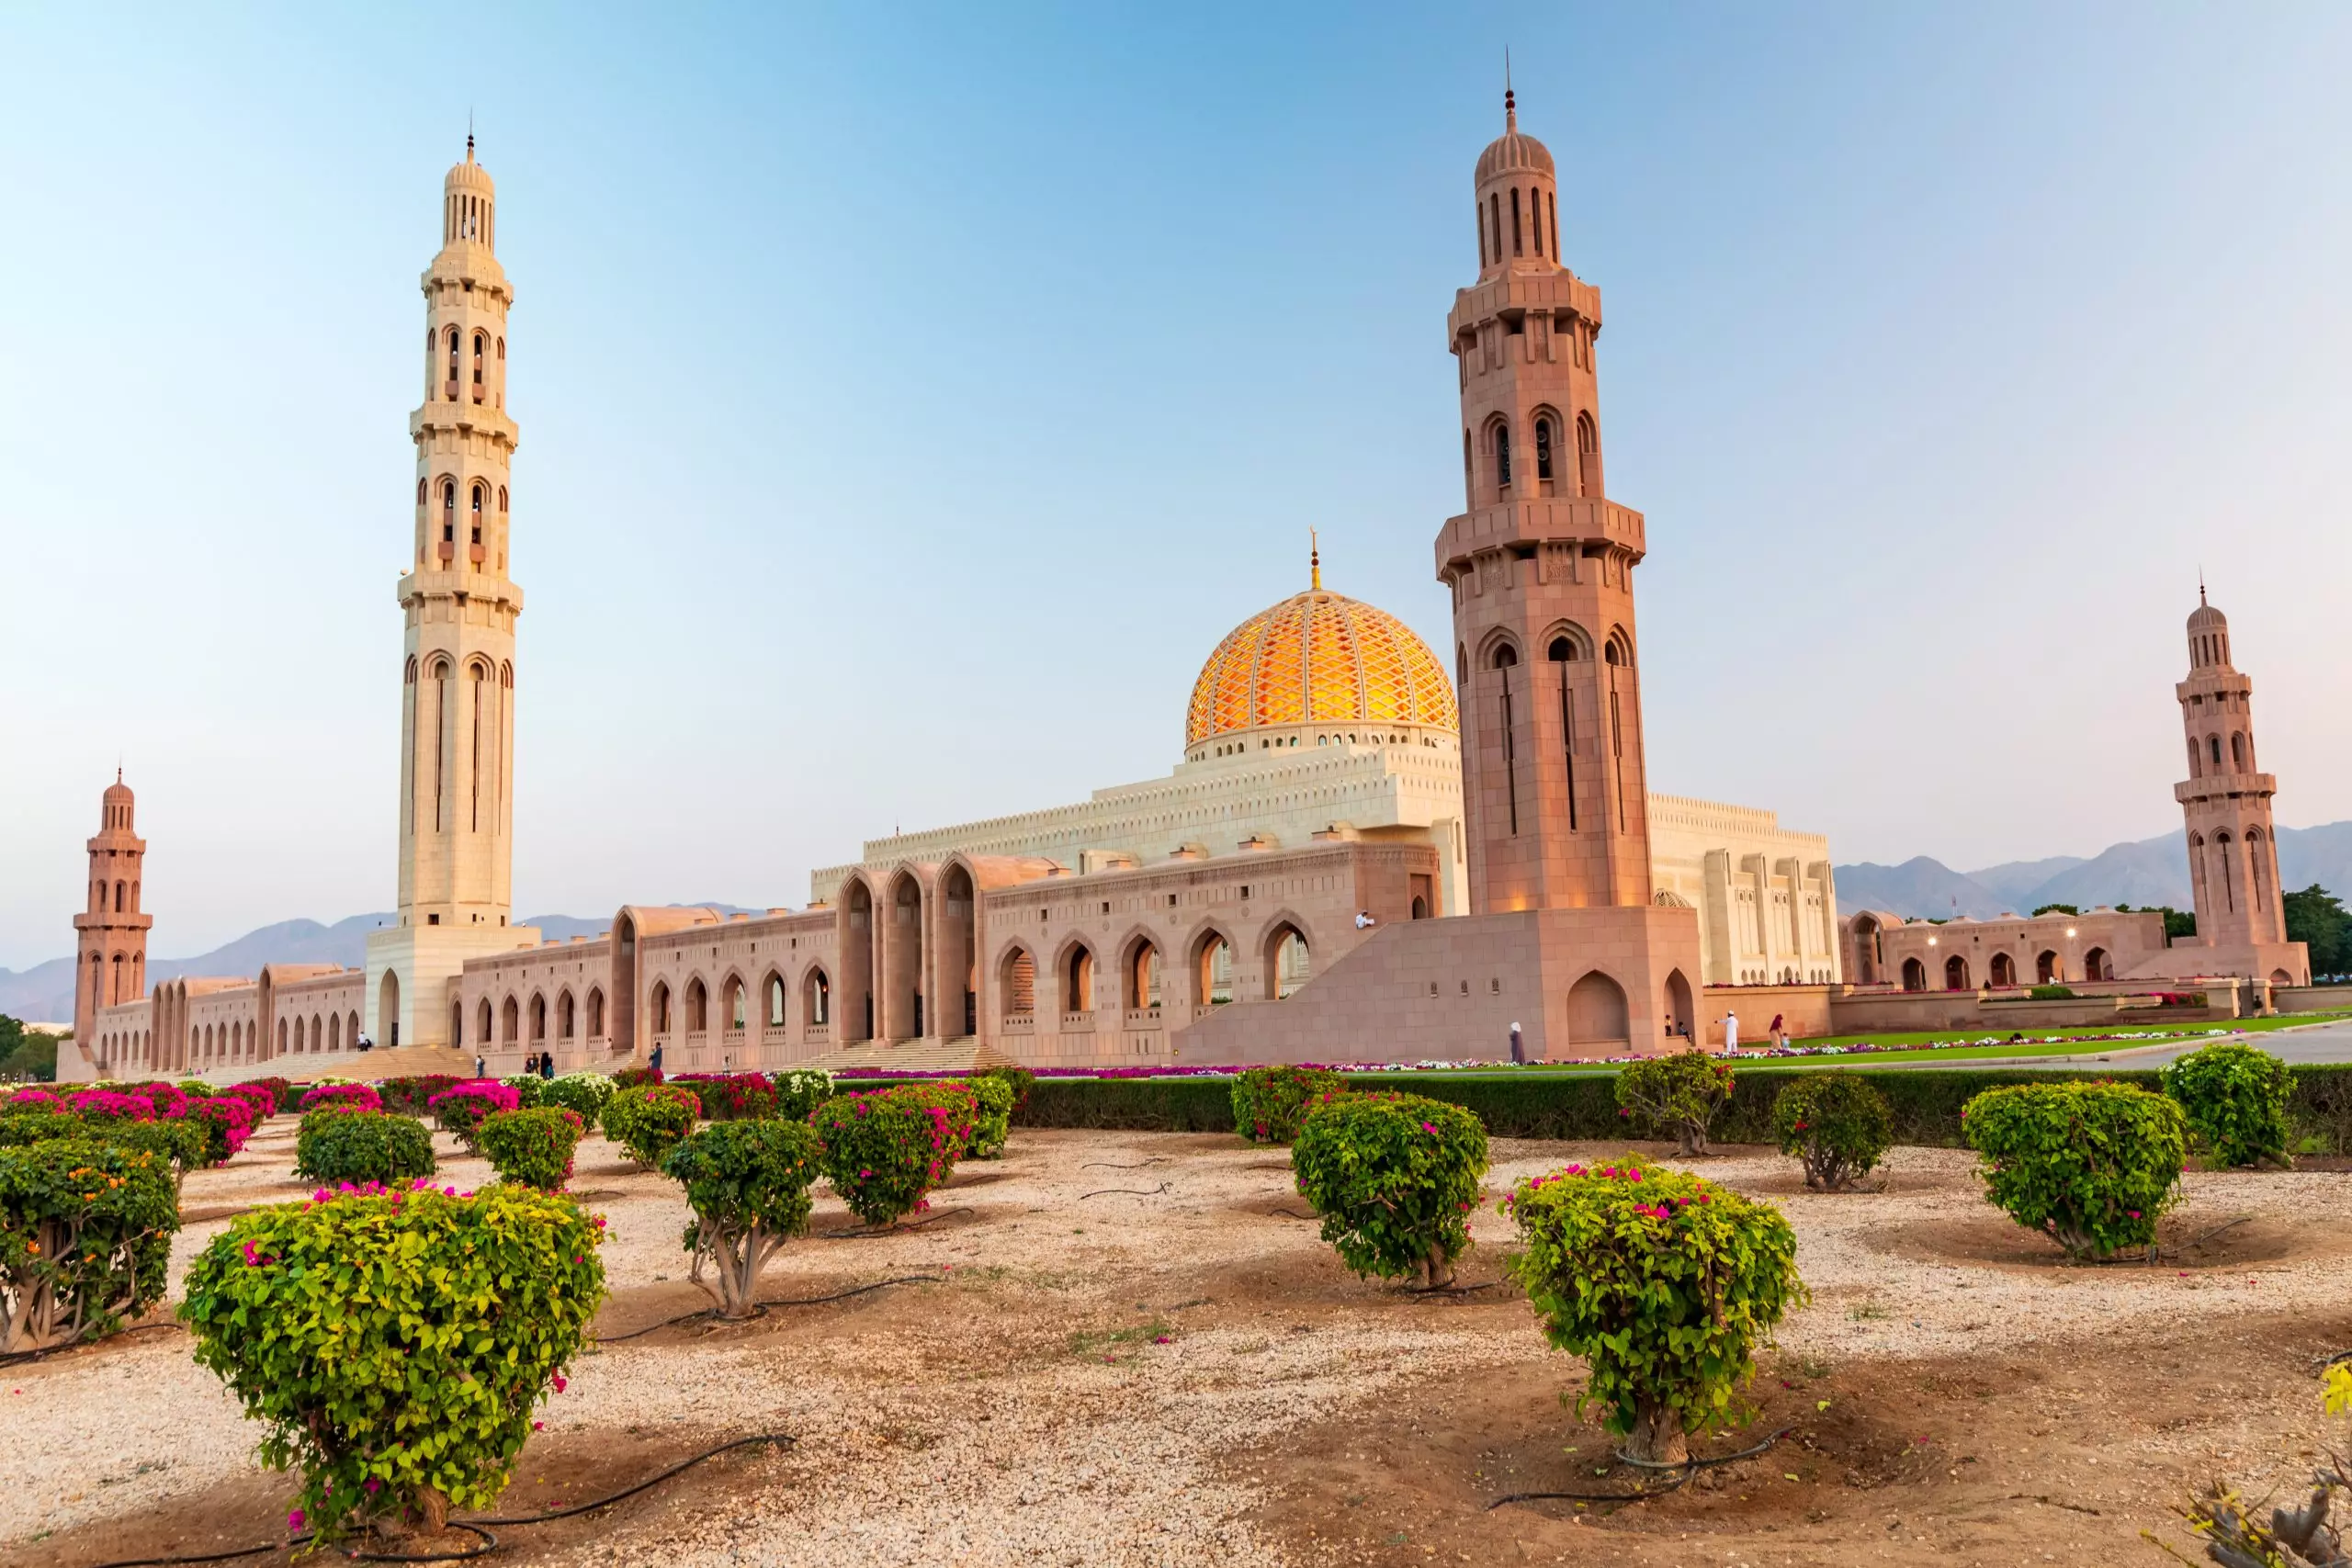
208,1043,472,1087
795,1036,1003,1076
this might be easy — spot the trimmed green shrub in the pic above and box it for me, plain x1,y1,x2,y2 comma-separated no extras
1231,1066,1345,1145
1504,1156,1804,1463
0,1136,180,1353
541,1072,616,1125
476,1108,584,1190
182,1182,605,1543
660,1119,823,1317
601,1084,700,1170
2161,1042,2293,1168
0,1111,208,1176
1771,1075,1893,1191
972,1065,1036,1114
765,1068,837,1122
1615,1049,1736,1156
176,1079,218,1098
500,1075,548,1110
294,1111,437,1187
1962,1081,2187,1259
1292,1090,1488,1288
809,1085,973,1227
2029,985,2077,1001
956,1075,1016,1159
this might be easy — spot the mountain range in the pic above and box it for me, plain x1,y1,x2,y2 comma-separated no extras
0,906,755,1029
1836,820,2352,921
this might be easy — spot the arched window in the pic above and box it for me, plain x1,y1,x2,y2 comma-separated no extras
2231,732,2246,769
1576,412,1599,497
1493,422,1512,490
1493,643,1520,836
1534,415,1555,481
1488,193,1501,265
416,478,427,508
528,993,546,1041
1989,953,2016,987
1532,186,1544,255
805,968,831,1027
113,880,125,912
2085,946,2111,981
765,974,786,1028
558,990,574,1039
1125,940,1161,1011
442,480,457,536
478,998,493,1044
1510,187,1523,255
502,997,519,1043
470,331,486,399
1063,946,1095,1013
2187,737,2201,777
586,987,605,1038
1901,956,1926,992
724,975,746,1032
2249,828,2271,919
330,1012,343,1051
1476,201,1489,265
2036,949,2059,985
293,1015,305,1052
498,485,508,513
1268,924,1311,1000
1943,954,1969,991
684,977,708,1032
1194,932,1233,1006
1547,189,1559,261
1001,948,1035,1018
446,327,460,395
2210,735,2222,767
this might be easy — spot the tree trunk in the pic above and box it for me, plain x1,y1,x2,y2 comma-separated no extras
417,1485,449,1533
1624,1401,1689,1466
1419,1245,1454,1292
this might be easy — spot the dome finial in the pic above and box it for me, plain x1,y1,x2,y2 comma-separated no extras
2199,569,2207,607
1310,529,1322,592
1504,47,1516,130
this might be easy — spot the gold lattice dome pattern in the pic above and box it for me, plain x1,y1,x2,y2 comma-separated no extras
1185,590,1458,746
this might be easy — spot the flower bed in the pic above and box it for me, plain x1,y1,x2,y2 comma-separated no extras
300,1083,383,1116
670,1072,778,1122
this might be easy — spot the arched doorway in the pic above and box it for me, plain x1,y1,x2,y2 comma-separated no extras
1988,953,2016,988
684,978,707,1034
1901,957,1926,992
450,999,464,1048
1265,923,1311,999
1125,938,1162,1014
1063,944,1095,1014
1943,955,1968,991
1565,970,1630,1051
2035,950,2059,985
649,980,672,1037
1662,968,1693,1043
939,864,978,1037
1850,914,1883,985
2084,947,2110,981
721,975,745,1035
840,880,876,1043
885,872,925,1041
503,996,521,1043
378,968,401,1049
1193,931,1233,1008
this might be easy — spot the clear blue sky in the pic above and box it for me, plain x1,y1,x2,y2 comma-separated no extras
6,4,2351,968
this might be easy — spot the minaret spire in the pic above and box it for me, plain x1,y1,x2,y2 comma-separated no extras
1310,529,1322,592
1504,48,1516,129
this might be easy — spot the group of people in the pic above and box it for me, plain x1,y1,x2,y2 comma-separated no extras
1506,1009,1792,1064
472,1052,559,1079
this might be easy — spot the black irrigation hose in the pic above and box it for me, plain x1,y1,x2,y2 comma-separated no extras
1080,1159,1166,1170
1407,1280,1509,1297
594,1275,940,1343
75,1434,795,1568
469,1433,794,1523
1080,1182,1171,1200
815,1206,975,1238
0,1320,184,1370
1486,1425,1795,1511
347,1523,497,1562
1266,1207,1315,1221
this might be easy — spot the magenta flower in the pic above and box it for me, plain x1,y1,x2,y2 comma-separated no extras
552,1375,567,1393
287,1509,306,1533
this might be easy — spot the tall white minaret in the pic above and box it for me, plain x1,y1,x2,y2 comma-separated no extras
368,139,537,1052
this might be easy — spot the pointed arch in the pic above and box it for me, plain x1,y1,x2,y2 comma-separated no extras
998,945,1036,1020
684,976,709,1032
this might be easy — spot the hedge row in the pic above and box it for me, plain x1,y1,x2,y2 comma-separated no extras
998,1064,2352,1152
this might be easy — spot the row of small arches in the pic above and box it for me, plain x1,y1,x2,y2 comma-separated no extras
428,326,503,407
1901,950,2112,991
644,970,834,1037
1466,410,1597,502
88,879,140,915
2188,730,2254,777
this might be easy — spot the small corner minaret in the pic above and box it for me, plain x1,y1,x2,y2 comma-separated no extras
1438,88,1652,913
72,772,153,1062
397,136,522,931
2175,588,2285,945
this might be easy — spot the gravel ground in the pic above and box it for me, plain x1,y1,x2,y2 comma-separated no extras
6,1121,2347,1565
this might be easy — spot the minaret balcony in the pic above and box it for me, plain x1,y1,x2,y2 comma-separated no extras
1436,496,1646,579
2176,773,2276,805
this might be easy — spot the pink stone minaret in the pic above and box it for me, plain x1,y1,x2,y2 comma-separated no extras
2176,589,2286,945
1440,89,1656,914
72,773,152,1061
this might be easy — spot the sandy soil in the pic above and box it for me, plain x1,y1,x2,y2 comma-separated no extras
4,1121,2346,1567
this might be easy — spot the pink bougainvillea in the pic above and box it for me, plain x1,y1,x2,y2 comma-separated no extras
69,1089,158,1122
220,1082,277,1119
299,1083,383,1115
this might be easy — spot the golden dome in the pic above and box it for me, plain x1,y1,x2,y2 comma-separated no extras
1185,566,1458,748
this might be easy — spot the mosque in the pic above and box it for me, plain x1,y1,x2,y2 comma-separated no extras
66,98,1863,1083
